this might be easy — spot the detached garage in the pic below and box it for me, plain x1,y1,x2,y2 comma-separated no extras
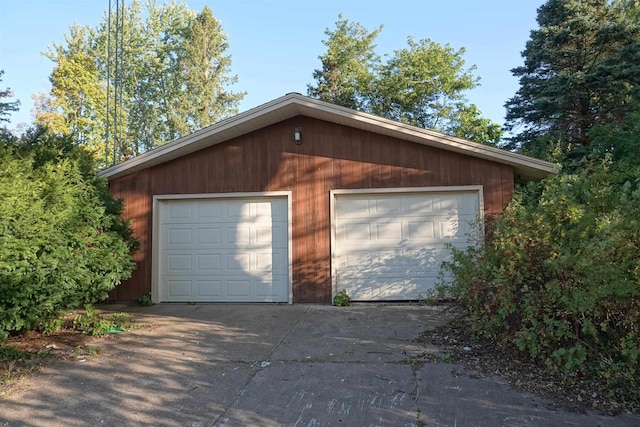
101,93,555,303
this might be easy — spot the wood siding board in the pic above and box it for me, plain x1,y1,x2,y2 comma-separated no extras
399,138,417,187
108,170,151,301
488,163,503,215
459,155,471,186
311,153,325,301
369,133,383,188
360,132,373,189
430,149,442,186
319,156,332,302
469,158,481,188
501,165,514,211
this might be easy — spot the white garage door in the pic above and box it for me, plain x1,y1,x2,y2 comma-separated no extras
333,190,481,301
156,196,289,302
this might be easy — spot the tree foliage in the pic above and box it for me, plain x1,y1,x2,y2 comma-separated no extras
444,0,640,399
36,1,244,165
0,127,137,340
0,70,20,124
308,16,501,145
307,14,382,111
504,0,640,158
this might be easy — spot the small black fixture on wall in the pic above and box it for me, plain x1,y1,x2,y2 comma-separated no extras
294,127,302,145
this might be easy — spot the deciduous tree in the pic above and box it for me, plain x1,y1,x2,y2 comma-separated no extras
36,1,243,165
307,14,381,111
308,17,501,145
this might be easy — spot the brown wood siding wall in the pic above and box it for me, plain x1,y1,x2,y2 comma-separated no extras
107,169,151,301
108,116,514,303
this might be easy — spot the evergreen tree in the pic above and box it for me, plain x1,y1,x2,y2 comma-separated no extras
504,0,640,158
0,70,20,124
178,6,243,134
0,126,137,339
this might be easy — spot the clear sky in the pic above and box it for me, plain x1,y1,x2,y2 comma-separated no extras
1,0,542,133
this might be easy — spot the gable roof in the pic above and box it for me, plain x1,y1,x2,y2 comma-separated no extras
99,93,558,181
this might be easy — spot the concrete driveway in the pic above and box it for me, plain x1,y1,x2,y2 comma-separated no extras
0,304,638,426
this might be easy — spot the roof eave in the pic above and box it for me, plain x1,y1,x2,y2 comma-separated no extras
98,93,557,182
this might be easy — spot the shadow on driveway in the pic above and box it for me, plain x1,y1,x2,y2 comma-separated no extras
0,304,638,426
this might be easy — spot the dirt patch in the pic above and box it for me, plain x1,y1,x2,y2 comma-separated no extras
0,307,147,398
0,329,103,398
415,306,640,416
6,330,91,354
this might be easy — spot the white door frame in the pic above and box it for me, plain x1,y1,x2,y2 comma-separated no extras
329,186,484,301
152,191,293,303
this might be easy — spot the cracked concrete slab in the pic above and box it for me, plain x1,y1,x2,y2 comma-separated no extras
0,304,638,426
220,362,418,426
415,363,639,427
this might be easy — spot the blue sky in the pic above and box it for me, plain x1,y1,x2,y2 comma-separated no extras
1,0,542,132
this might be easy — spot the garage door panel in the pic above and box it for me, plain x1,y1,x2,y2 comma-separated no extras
196,200,221,217
226,279,251,296
339,197,370,217
227,226,250,245
167,280,192,298
158,197,289,302
335,191,479,301
268,224,288,246
167,203,192,220
375,222,403,240
168,254,191,272
196,254,221,271
400,198,433,216
196,280,222,297
374,198,400,215
164,275,287,302
407,221,436,240
227,253,251,271
256,251,287,272
197,227,222,244
256,275,288,297
168,228,192,245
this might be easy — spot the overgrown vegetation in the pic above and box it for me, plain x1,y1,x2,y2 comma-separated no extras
0,127,137,340
70,305,132,336
445,158,640,396
42,310,131,336
442,0,640,402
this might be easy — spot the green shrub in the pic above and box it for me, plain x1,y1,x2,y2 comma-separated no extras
0,127,137,340
137,293,154,307
107,312,131,328
0,344,28,361
72,305,115,336
443,158,640,395
333,289,351,306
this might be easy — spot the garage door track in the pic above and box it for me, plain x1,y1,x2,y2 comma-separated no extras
1,304,638,426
